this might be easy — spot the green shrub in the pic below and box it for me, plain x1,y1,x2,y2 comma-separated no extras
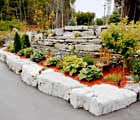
21,34,31,49
101,17,140,58
134,75,140,83
61,55,87,76
24,47,33,58
17,47,33,57
74,32,81,38
95,18,104,25
30,51,45,62
82,57,94,65
104,73,122,82
7,42,15,53
131,59,140,83
78,65,102,81
68,18,76,26
45,57,60,66
14,32,21,53
132,60,140,75
17,49,25,56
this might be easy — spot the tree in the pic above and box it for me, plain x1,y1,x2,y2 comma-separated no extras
76,11,95,25
21,34,30,49
109,11,121,24
14,32,21,53
95,18,103,25
114,0,140,22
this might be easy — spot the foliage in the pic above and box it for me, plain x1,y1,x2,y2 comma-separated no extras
0,0,76,28
101,17,140,58
21,34,31,49
74,32,81,38
78,65,102,81
17,47,33,58
14,32,21,53
70,44,80,56
95,18,104,25
82,57,94,65
45,57,60,66
0,19,24,31
104,73,122,82
17,49,25,56
75,11,95,25
7,42,15,53
132,59,140,75
61,55,87,76
68,18,76,26
24,47,34,58
30,51,45,62
134,75,140,83
109,11,121,24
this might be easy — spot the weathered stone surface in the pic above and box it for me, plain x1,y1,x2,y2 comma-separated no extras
125,83,140,101
64,26,88,31
55,28,63,36
37,70,85,101
75,44,101,51
0,48,8,62
70,84,136,116
125,83,140,93
21,64,43,87
5,53,22,74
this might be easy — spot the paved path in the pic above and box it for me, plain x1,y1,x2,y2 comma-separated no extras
0,62,140,120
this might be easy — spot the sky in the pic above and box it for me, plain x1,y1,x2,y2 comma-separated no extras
74,0,114,18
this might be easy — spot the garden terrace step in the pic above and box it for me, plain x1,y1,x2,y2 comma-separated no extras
21,64,43,87
37,70,85,101
70,84,136,116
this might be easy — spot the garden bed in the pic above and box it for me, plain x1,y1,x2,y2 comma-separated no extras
37,57,128,88
0,48,138,116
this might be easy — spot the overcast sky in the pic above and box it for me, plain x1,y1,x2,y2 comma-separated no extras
74,0,114,18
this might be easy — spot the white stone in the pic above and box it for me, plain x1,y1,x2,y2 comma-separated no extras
21,64,43,87
125,83,140,93
70,84,136,116
75,44,101,51
5,53,33,74
64,26,88,31
55,28,63,36
0,48,8,62
37,70,85,101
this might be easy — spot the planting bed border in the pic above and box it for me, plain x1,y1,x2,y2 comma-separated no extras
0,48,139,116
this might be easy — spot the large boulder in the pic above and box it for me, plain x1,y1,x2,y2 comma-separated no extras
70,84,136,116
6,53,32,74
37,70,85,101
21,63,43,87
125,83,140,101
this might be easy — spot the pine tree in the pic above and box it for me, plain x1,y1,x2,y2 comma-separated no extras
21,34,30,49
14,32,21,53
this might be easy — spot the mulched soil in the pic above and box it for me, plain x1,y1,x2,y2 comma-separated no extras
4,49,130,88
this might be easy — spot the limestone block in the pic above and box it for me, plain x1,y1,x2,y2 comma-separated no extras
55,28,63,36
38,70,85,101
0,48,8,62
75,44,101,51
64,26,88,31
125,83,140,101
5,53,22,74
21,64,43,87
70,84,136,116
70,87,90,108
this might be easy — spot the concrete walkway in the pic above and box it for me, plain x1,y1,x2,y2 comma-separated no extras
0,62,140,120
